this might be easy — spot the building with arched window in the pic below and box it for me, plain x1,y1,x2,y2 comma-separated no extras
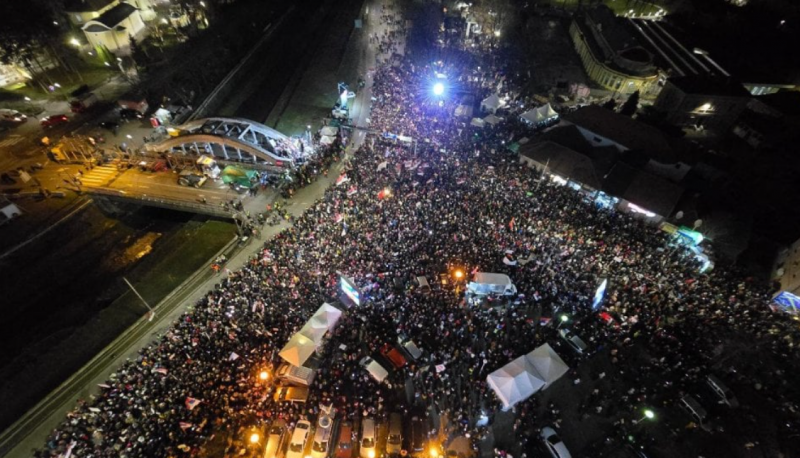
569,6,661,97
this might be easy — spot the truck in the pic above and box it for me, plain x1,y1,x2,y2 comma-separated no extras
70,92,98,113
117,97,149,114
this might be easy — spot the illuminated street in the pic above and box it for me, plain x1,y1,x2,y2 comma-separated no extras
2,1,800,458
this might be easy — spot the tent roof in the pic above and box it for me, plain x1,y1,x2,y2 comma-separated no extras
525,343,569,387
481,94,501,109
470,118,485,127
473,272,512,285
320,126,339,136
279,333,316,367
310,303,342,328
484,114,502,125
486,355,546,408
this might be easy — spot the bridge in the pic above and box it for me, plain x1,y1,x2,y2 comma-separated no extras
145,117,300,173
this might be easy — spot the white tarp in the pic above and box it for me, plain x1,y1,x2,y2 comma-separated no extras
320,126,339,136
526,343,569,388
470,118,485,128
521,103,558,124
299,320,328,344
483,114,502,125
481,93,502,112
299,303,342,344
320,136,336,146
486,355,546,409
279,333,316,367
468,272,517,296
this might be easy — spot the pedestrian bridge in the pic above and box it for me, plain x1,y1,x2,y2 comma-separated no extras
145,117,299,173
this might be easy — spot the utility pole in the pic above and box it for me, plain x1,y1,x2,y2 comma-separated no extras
123,277,155,321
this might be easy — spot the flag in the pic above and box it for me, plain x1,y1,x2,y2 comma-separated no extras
509,217,515,231
229,352,240,361
335,213,344,224
185,397,202,411
376,161,388,171
179,422,194,431
435,364,446,373
153,367,168,375
336,174,349,186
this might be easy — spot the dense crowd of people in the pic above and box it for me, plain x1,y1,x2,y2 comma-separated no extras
35,1,800,458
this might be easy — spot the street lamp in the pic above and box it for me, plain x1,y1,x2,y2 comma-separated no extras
494,30,501,37
259,370,269,381
556,314,568,329
250,433,260,444
633,409,655,424
69,37,80,47
453,269,464,280
433,82,445,96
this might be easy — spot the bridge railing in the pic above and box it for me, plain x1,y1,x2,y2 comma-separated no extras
88,187,233,219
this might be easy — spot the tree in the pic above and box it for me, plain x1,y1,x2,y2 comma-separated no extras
619,90,640,116
601,97,616,111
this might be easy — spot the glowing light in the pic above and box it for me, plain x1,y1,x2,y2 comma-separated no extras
69,38,80,47
250,433,260,444
259,371,269,381
433,82,445,96
368,451,375,458
494,30,501,37
644,409,655,419
454,270,464,279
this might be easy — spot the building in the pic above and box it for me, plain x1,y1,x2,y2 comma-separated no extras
654,75,751,133
562,104,681,163
81,3,147,55
64,0,155,26
569,6,660,97
732,91,800,150
0,63,30,88
773,236,800,297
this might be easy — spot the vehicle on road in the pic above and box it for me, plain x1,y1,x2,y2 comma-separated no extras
286,420,312,458
273,385,309,404
70,92,98,113
120,108,144,120
359,417,376,458
398,336,423,361
310,414,335,458
679,395,708,426
386,413,403,455
360,357,388,384
98,121,120,131
410,416,428,457
264,419,287,458
276,363,316,386
40,114,69,128
558,329,588,355
0,109,27,124
381,343,407,369
541,426,572,458
335,421,355,458
177,169,208,188
705,375,739,408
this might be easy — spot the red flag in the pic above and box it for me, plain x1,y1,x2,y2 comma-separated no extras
185,397,202,411
179,421,194,431
153,367,168,375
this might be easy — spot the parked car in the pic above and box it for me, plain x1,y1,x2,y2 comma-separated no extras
679,395,708,426
335,421,355,458
386,413,403,455
70,92,98,113
273,385,309,404
177,169,208,188
120,108,144,120
558,329,588,355
398,336,423,361
263,419,287,458
409,416,428,457
40,114,69,128
286,420,312,458
706,375,739,408
98,121,120,131
0,109,27,124
359,418,376,458
541,426,571,458
381,343,407,369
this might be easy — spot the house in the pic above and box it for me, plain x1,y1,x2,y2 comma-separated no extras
518,141,602,190
654,75,751,133
602,162,684,223
81,2,147,55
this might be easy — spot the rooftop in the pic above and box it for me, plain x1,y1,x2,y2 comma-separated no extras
667,75,751,98
519,141,602,189
563,105,677,163
84,2,137,29
603,162,684,217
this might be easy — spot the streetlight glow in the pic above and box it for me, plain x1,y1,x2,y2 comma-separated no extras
494,30,501,37
644,409,655,419
259,371,269,381
69,37,80,47
368,451,375,458
250,433,260,444
433,82,445,96
560,315,569,322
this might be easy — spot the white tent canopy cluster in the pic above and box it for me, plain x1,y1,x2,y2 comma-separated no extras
279,303,343,366
520,103,559,125
481,93,504,113
486,343,569,409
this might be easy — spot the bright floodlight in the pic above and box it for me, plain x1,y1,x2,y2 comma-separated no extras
250,433,260,444
644,409,655,419
433,82,445,96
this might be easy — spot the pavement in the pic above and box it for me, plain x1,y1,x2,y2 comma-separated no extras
0,0,386,454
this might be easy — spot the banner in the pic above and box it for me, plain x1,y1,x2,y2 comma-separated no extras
185,397,202,411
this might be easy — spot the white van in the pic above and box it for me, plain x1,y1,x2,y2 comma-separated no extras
263,419,287,458
310,417,334,458
277,363,317,386
286,420,312,458
359,418,376,458
360,357,388,384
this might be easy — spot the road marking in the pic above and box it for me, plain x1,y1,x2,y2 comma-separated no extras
0,136,24,147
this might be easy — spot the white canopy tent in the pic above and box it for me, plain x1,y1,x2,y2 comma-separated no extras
521,103,558,125
299,303,343,344
483,114,502,126
279,333,316,367
468,272,517,296
526,343,569,388
486,355,546,409
320,136,336,146
300,320,328,344
481,94,503,113
320,126,339,137
470,117,485,128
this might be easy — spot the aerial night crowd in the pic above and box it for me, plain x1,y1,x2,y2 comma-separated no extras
35,2,800,458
